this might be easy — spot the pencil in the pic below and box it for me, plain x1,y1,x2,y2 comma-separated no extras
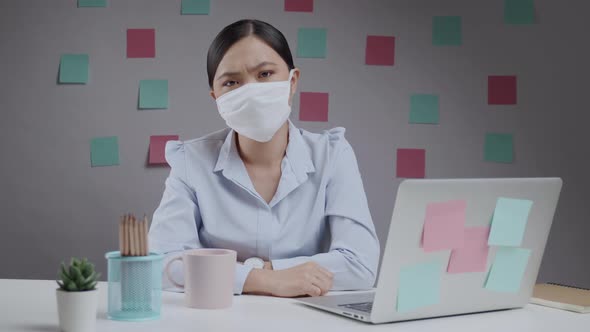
135,214,140,256
144,215,149,255
127,214,132,256
123,214,129,256
119,216,124,255
134,215,140,256
138,217,144,256
131,215,138,256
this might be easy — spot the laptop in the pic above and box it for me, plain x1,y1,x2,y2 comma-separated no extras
296,178,563,324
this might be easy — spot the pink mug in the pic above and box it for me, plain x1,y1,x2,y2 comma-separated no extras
165,248,236,309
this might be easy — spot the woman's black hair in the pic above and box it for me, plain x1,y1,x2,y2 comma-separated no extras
207,19,295,88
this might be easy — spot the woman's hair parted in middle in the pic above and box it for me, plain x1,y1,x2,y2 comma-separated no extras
206,19,295,88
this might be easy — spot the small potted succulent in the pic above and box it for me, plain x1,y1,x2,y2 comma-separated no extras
56,257,101,332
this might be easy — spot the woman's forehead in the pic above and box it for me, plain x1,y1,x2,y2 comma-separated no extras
216,36,285,72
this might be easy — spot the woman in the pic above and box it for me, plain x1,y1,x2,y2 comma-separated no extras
149,19,380,298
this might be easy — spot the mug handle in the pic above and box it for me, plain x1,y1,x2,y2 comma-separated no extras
164,255,185,289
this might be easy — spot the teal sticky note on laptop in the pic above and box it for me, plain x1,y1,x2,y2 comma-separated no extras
485,247,531,292
397,260,442,312
488,197,533,246
59,54,89,84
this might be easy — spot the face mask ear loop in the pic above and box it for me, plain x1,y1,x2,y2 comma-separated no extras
287,69,296,106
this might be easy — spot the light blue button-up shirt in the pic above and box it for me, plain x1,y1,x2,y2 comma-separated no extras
149,120,380,294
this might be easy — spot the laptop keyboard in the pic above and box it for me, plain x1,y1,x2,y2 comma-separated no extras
338,301,373,313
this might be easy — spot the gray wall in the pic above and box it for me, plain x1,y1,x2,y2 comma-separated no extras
1,0,589,288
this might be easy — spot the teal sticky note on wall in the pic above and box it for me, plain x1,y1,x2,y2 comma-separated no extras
505,0,535,24
139,79,169,109
397,260,442,312
90,136,119,167
78,0,106,7
410,94,439,124
181,0,210,15
484,133,514,163
297,28,327,58
433,16,462,46
59,54,89,84
488,197,533,246
485,247,531,292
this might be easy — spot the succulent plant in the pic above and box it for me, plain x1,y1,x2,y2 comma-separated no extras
56,257,101,292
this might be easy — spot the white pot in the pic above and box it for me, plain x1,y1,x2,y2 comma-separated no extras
56,288,98,332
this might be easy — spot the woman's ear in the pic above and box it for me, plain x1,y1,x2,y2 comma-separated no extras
209,90,217,100
288,68,300,106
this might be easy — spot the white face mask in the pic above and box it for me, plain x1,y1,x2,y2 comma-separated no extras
215,69,295,143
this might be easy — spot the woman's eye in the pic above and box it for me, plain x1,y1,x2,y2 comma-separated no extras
259,71,273,78
223,80,237,87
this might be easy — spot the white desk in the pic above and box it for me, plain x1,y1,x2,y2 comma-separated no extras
1,279,588,331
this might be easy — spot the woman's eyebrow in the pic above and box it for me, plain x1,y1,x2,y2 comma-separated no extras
216,61,278,82
247,61,277,72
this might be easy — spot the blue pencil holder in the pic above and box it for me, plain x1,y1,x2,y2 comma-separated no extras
105,251,164,321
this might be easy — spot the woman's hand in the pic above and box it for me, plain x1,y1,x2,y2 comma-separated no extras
270,262,334,297
243,261,334,297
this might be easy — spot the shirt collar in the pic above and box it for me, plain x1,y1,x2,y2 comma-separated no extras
213,120,315,179
213,128,235,173
284,120,316,180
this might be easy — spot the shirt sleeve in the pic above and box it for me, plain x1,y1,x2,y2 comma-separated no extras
271,135,381,290
148,141,254,295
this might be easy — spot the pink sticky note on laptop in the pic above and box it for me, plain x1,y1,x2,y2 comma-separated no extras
149,135,179,165
447,226,490,273
422,200,466,252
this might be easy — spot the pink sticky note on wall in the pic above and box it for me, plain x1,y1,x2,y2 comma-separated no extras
127,29,156,58
149,135,179,165
365,35,395,66
285,0,313,12
396,148,425,178
299,92,329,122
447,226,490,273
422,200,466,252
488,75,517,105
